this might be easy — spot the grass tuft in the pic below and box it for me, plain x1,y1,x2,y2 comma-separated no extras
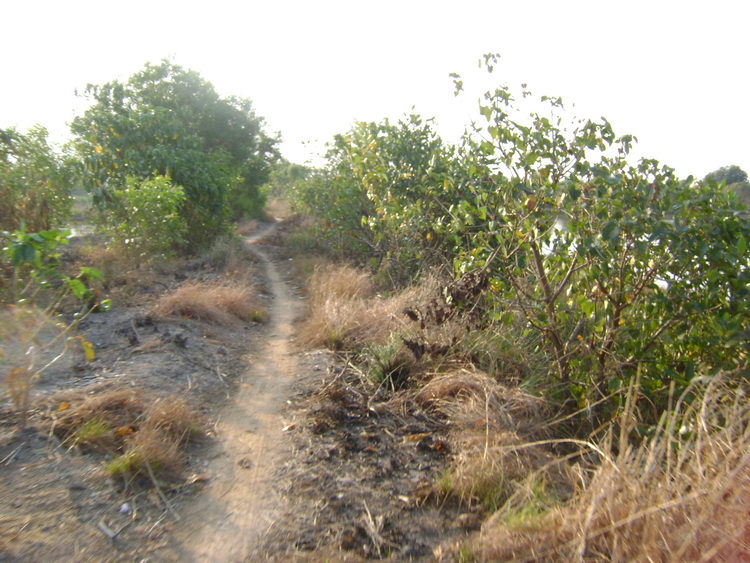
52,388,203,483
296,264,426,351
152,281,265,326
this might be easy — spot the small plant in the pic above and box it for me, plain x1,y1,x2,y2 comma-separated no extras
73,418,113,451
363,335,417,391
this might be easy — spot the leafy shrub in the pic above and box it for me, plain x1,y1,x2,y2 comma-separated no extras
98,175,187,259
447,55,750,422
0,126,74,232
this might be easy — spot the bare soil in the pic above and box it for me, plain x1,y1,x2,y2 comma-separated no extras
0,222,473,562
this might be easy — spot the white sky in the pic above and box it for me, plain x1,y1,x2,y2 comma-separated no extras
3,0,748,179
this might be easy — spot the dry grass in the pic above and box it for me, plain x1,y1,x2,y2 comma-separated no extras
420,370,568,514
266,198,293,220
51,388,203,482
296,264,430,350
1,306,72,422
75,242,148,291
152,280,266,325
463,376,750,562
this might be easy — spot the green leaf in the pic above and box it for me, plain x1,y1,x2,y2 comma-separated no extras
737,234,747,256
11,243,37,266
79,267,103,281
67,279,89,299
601,220,621,242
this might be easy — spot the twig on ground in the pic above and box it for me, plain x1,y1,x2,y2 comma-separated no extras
2,443,25,464
146,462,180,521
130,318,142,344
214,366,229,388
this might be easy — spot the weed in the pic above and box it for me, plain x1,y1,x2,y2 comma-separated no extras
73,418,112,451
362,335,417,391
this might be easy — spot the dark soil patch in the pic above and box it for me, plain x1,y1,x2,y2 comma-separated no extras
259,350,476,561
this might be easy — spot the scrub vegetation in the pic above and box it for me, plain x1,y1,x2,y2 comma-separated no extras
2,53,749,560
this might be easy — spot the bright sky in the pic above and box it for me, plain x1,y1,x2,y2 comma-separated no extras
3,0,747,179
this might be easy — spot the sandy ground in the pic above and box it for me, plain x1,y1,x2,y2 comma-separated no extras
169,232,300,561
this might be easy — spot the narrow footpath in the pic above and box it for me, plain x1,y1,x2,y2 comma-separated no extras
173,226,298,561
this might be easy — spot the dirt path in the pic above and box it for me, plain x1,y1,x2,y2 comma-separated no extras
173,226,299,561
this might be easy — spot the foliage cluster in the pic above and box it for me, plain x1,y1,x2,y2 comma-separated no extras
70,60,280,249
705,164,750,208
96,174,187,259
1,227,106,422
290,115,460,283
292,54,750,427
0,126,74,232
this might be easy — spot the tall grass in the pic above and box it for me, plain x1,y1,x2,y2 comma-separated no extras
296,264,419,350
466,375,750,561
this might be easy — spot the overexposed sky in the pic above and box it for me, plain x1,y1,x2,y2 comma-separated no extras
3,0,748,179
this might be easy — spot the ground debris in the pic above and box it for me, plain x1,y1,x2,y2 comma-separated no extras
259,351,470,560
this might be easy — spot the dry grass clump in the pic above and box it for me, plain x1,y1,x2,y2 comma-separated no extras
1,306,70,421
152,281,266,325
465,376,750,561
265,198,293,220
53,388,147,453
51,388,203,482
75,242,155,300
415,370,547,434
297,265,421,350
424,371,569,514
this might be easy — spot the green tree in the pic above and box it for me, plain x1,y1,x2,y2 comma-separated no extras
447,56,750,421
292,115,460,284
0,126,74,231
71,60,279,247
705,164,748,186
705,165,750,208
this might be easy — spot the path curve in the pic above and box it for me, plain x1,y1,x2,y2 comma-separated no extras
174,224,298,561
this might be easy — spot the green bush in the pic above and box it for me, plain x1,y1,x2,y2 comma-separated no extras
0,126,74,232
99,175,187,259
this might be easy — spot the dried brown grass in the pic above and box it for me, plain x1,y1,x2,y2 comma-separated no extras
75,242,156,302
1,306,69,421
296,264,432,350
51,388,203,482
297,265,404,349
152,280,266,325
464,376,750,562
423,370,569,514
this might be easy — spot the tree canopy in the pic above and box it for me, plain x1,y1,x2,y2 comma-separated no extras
705,165,750,208
70,60,279,247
